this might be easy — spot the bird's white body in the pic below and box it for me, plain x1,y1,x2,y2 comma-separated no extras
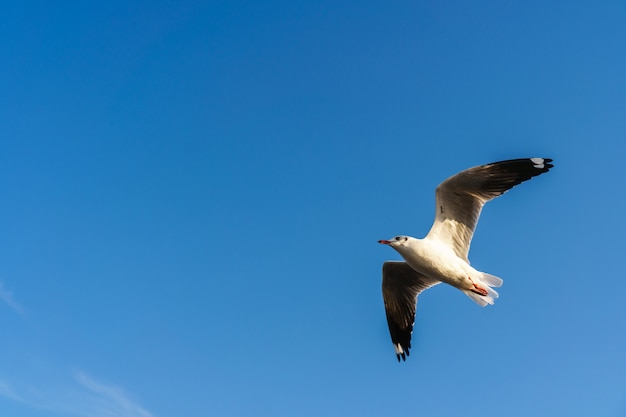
398,237,473,286
385,236,501,306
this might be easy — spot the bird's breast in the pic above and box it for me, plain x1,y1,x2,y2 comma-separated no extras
401,239,469,284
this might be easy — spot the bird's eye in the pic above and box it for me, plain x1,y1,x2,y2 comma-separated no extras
395,236,402,241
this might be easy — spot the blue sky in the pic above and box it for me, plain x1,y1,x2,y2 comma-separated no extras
1,1,626,416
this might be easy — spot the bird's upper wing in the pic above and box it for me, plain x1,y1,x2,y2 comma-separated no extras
425,158,553,262
382,261,440,361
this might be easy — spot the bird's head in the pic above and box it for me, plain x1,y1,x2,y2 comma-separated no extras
378,235,409,248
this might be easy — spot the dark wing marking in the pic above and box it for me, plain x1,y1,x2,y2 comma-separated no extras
382,261,440,362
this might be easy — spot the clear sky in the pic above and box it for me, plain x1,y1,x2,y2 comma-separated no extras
1,1,626,416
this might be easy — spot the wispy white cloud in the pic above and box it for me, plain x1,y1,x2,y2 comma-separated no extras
74,371,154,417
0,370,155,417
0,282,155,417
0,379,24,403
0,281,25,317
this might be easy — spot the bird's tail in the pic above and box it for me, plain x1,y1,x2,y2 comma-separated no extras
463,272,503,307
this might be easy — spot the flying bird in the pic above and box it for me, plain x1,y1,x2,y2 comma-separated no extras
379,158,553,361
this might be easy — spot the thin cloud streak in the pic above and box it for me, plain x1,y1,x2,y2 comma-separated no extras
0,282,154,417
0,281,25,317
74,371,154,417
0,379,24,403
0,370,155,417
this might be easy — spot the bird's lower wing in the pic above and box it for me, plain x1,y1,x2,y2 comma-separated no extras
382,261,440,361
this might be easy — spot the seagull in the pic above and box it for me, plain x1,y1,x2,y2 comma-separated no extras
378,157,553,361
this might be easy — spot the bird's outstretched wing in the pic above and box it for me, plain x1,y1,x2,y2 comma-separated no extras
382,261,440,361
426,158,553,261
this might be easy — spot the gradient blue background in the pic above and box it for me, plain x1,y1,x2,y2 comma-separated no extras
2,1,625,416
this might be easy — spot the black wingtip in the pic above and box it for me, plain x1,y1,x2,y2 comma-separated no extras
543,158,554,169
396,349,409,362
